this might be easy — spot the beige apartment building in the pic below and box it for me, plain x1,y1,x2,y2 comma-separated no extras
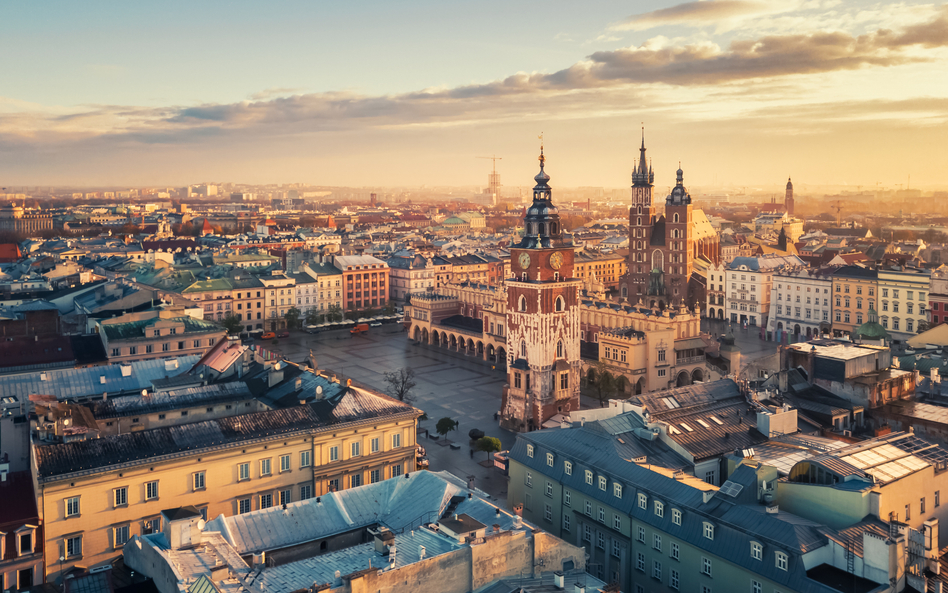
32,366,421,584
98,307,225,363
573,250,627,290
832,265,879,338
261,272,296,330
228,273,265,332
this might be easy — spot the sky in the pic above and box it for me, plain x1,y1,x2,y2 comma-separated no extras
2,0,948,190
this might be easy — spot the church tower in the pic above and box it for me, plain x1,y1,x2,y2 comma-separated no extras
500,145,582,432
785,177,794,216
663,166,694,305
622,130,655,300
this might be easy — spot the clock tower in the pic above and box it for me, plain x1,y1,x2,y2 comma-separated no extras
500,145,583,432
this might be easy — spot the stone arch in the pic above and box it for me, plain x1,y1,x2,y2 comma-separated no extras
616,375,629,394
587,367,597,384
777,322,784,330
477,341,484,357
794,324,801,336
422,328,429,343
450,334,458,350
676,370,691,387
806,326,813,338
692,368,704,383
467,338,475,354
497,347,507,365
413,326,421,341
488,344,495,360
634,377,645,395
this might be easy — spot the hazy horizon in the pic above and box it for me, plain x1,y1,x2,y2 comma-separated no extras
2,0,947,188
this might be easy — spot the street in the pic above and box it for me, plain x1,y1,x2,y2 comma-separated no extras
701,317,782,362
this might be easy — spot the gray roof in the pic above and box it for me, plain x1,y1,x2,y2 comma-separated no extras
512,434,840,593
34,376,419,481
86,382,253,419
207,470,523,555
0,355,200,401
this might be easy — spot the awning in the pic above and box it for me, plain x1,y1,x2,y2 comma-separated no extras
674,337,707,351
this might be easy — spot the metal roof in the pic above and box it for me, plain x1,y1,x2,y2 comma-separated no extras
87,382,253,419
0,355,200,401
512,435,841,593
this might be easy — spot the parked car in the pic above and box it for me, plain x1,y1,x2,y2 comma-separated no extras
262,332,276,340
241,337,255,346
277,330,290,338
369,322,382,327
350,323,370,335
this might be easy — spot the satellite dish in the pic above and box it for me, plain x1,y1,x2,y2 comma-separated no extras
316,386,323,395
142,389,147,396
197,519,206,531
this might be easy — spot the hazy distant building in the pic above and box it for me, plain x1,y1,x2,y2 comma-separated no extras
786,177,795,216
0,203,53,235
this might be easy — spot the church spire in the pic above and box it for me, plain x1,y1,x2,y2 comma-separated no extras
632,125,654,187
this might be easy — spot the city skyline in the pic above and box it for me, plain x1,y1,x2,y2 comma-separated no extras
2,0,947,188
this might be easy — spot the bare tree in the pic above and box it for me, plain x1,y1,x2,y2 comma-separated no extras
383,367,417,402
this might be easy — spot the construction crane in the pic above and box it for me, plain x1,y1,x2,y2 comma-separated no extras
476,155,503,172
477,156,503,201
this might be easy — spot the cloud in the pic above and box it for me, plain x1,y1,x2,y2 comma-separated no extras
611,1,772,31
1,6,946,151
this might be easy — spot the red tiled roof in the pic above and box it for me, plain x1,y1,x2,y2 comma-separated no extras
0,243,21,262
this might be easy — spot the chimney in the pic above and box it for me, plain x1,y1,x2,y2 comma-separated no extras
268,362,284,387
553,571,565,589
574,583,586,593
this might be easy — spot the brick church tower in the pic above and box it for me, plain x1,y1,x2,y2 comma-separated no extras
619,131,699,309
785,177,794,216
500,145,582,432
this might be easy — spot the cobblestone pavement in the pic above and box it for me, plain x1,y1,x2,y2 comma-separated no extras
260,325,514,503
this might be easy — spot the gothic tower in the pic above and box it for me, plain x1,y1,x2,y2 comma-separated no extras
622,130,655,300
500,145,583,432
785,177,794,216
663,166,694,306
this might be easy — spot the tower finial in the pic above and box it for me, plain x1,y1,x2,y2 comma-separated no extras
538,132,545,167
641,123,645,149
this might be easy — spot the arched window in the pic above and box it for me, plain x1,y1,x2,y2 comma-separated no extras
521,341,527,357
550,223,557,235
637,217,641,225
555,296,565,312
637,206,642,215
673,213,680,223
518,295,527,311
538,222,546,236
556,341,564,358
652,250,664,272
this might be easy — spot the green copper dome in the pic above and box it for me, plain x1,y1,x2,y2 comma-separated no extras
855,308,889,341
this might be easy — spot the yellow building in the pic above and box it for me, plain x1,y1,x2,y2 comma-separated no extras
573,250,627,289
832,265,879,338
32,364,421,583
98,307,225,364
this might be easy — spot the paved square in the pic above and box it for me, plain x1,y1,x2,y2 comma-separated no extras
263,326,514,502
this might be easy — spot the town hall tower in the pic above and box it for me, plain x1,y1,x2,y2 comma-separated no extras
500,145,582,432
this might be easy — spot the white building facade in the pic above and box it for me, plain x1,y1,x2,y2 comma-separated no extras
766,267,835,340
710,254,806,329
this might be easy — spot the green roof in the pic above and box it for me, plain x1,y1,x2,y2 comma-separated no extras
103,317,223,341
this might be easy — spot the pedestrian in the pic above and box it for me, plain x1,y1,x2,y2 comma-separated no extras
470,448,474,459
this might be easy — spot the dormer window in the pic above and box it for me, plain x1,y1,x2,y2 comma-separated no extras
526,444,534,458
16,525,36,556
703,522,714,540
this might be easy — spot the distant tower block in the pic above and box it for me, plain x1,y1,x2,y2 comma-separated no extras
785,178,794,216
370,193,377,207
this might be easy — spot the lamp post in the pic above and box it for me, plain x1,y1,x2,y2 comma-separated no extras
59,555,64,592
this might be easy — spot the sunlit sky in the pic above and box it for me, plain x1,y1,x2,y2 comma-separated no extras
2,0,947,189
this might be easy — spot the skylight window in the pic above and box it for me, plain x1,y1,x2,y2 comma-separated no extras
709,416,724,425
697,419,710,429
680,423,694,432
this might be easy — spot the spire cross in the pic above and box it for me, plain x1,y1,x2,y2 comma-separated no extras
538,133,545,166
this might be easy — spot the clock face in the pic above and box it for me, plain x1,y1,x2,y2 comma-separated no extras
518,252,531,269
549,251,564,270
